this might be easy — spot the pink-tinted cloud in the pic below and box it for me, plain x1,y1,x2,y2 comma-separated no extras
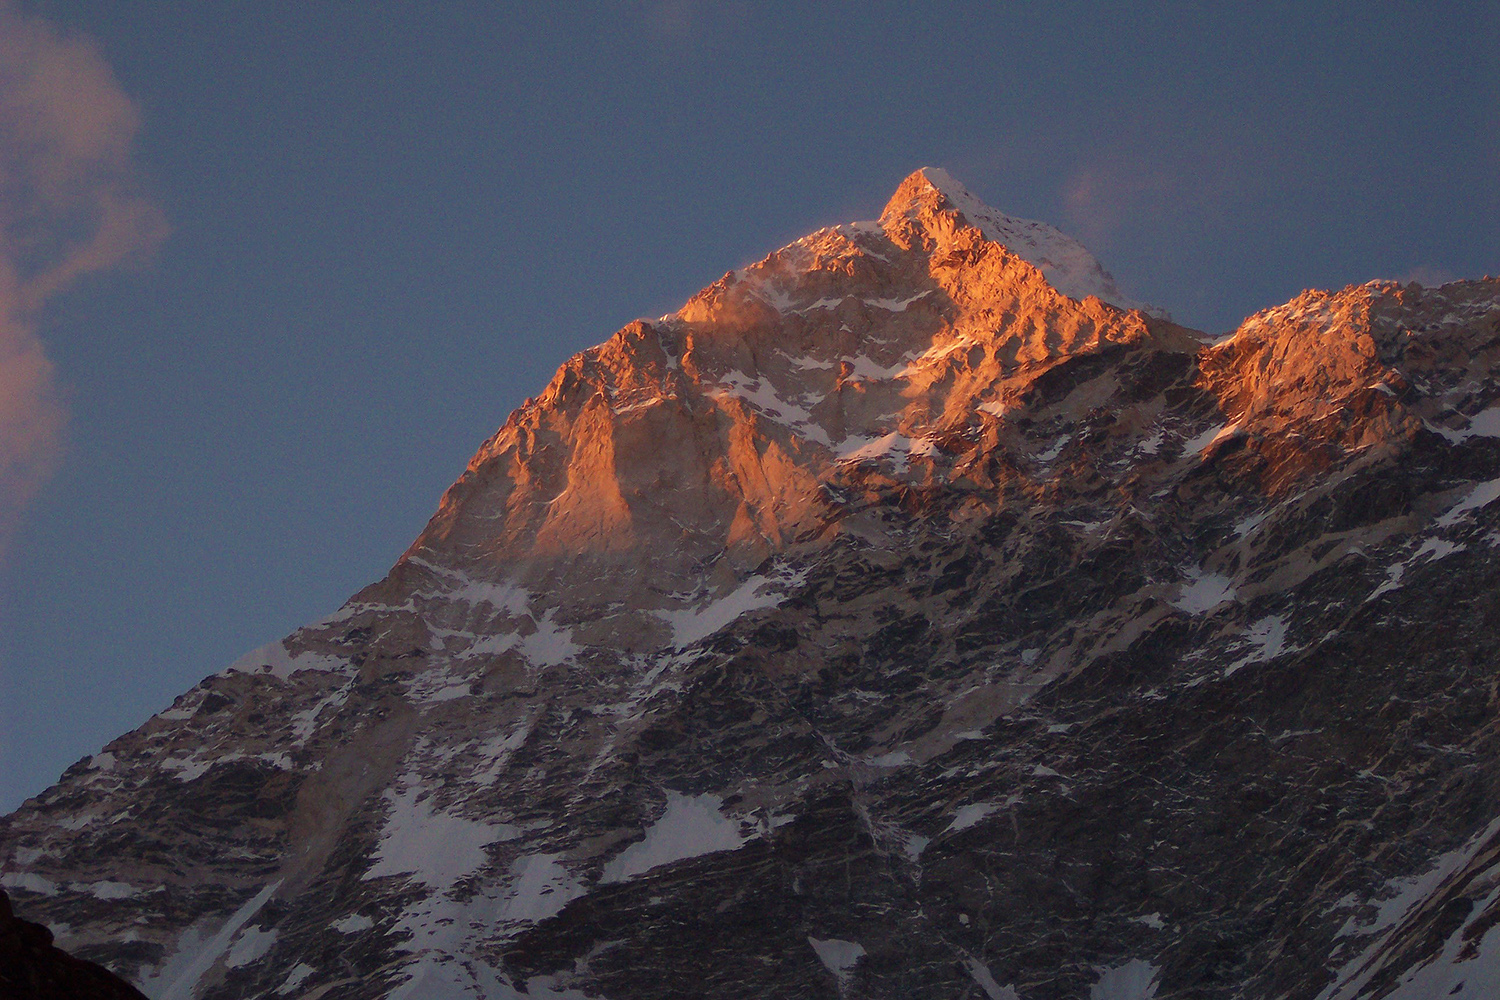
0,0,166,554
1060,150,1240,254
1061,160,1173,250
1396,264,1458,288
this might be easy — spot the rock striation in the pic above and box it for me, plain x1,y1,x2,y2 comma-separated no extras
5,170,1500,999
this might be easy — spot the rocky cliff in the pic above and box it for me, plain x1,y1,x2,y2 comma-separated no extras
4,170,1500,999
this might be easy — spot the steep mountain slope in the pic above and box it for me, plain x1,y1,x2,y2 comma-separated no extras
5,171,1500,999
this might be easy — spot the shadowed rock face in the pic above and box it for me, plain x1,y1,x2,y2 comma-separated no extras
0,890,147,1000
4,170,1500,999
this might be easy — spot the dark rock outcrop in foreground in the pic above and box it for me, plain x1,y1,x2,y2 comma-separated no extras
0,889,146,1000
5,169,1500,999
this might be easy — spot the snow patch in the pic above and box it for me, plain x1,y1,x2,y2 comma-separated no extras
1235,512,1268,537
780,350,835,370
1320,814,1500,999
1369,562,1406,601
602,792,749,882
277,963,314,995
1414,537,1465,562
519,609,582,666
656,571,803,648
159,750,294,783
863,290,933,311
386,957,527,1000
965,958,1020,1000
1035,434,1071,462
946,803,998,833
81,880,140,900
331,913,374,934
364,787,518,890
459,608,580,667
404,560,531,615
0,872,57,896
866,750,912,768
836,431,937,472
1182,422,1240,457
289,680,354,741
154,881,281,1000
224,926,277,969
1437,477,1500,527
711,370,832,445
225,641,346,679
808,937,866,984
499,854,585,923
1427,407,1500,443
1172,569,1237,614
1224,615,1291,678
415,679,473,704
611,395,664,416
1091,959,1159,1000
1347,879,1500,998
472,721,536,787
1469,407,1500,437
160,756,215,782
843,354,916,381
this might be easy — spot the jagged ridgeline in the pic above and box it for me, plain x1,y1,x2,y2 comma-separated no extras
5,170,1500,1000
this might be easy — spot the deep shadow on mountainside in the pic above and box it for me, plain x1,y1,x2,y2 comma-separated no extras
1,889,147,1000
4,169,1500,999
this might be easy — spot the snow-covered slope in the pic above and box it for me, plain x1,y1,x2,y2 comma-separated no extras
4,173,1500,1000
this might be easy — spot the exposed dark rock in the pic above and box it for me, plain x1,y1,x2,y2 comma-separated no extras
0,890,146,1000
5,170,1500,999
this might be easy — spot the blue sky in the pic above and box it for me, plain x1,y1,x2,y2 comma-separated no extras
0,1,1496,809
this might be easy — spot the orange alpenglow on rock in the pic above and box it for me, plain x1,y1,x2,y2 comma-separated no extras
391,170,1195,615
267,168,1488,670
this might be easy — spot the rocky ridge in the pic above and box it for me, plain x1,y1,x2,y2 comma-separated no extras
4,170,1500,999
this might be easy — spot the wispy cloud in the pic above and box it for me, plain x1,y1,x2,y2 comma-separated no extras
1060,148,1240,254
0,0,165,554
1396,264,1457,288
638,0,749,55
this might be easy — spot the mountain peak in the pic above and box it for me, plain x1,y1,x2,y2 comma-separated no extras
880,167,1159,315
877,166,971,219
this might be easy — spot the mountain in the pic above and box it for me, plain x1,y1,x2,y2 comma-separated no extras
5,169,1500,999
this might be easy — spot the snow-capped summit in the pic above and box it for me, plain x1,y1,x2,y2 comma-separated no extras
393,169,1194,612
880,167,1163,315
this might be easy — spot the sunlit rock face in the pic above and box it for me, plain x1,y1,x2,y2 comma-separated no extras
5,170,1500,1000
395,168,1190,615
